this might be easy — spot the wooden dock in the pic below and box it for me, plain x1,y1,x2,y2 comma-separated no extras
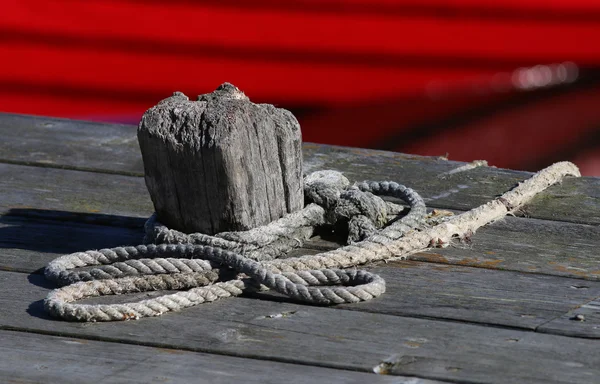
1,113,599,383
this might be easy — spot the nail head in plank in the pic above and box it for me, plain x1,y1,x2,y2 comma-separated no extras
538,297,600,338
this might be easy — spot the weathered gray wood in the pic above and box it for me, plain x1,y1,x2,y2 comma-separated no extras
1,330,427,384
3,112,600,384
0,163,153,219
350,261,600,330
416,215,600,280
377,353,596,383
138,84,303,234
1,271,598,384
0,215,143,273
0,113,142,176
1,113,599,226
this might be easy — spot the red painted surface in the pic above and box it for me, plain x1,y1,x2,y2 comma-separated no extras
2,0,600,174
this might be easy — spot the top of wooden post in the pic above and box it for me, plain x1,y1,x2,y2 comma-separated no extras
137,83,304,234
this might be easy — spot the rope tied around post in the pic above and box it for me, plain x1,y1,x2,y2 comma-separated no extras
44,171,428,322
43,162,581,322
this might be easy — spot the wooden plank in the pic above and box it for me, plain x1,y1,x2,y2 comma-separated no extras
248,258,600,333
0,215,143,273
308,207,600,277
412,215,600,281
0,330,426,384
0,271,598,384
0,163,153,219
343,261,600,330
0,113,142,176
1,114,598,225
2,206,600,277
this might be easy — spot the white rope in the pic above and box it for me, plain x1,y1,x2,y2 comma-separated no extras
43,163,580,321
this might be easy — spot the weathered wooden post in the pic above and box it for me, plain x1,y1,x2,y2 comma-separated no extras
137,83,304,234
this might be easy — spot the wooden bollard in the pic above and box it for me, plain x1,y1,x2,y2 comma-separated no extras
138,83,304,234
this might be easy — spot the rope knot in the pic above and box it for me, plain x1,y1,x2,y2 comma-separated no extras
304,170,389,244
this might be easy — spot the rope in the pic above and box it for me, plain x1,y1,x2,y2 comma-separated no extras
44,171,426,321
43,163,580,322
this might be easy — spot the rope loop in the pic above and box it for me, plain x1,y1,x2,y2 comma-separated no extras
44,171,427,322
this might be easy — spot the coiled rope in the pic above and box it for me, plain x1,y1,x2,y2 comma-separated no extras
44,162,580,322
44,171,427,321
